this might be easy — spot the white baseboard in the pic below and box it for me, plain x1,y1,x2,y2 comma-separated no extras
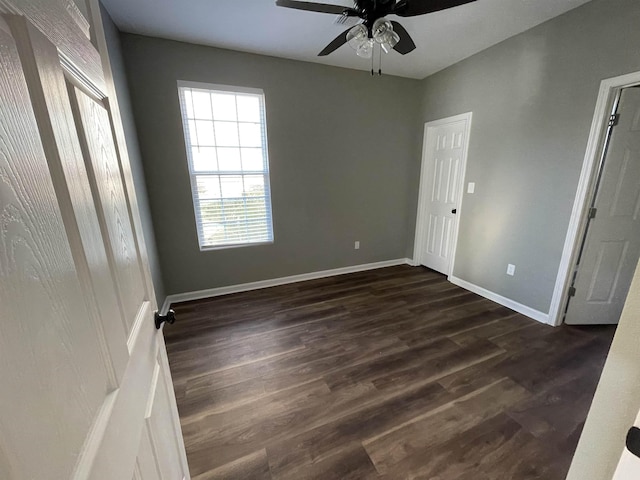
161,261,552,326
161,258,411,313
448,275,552,325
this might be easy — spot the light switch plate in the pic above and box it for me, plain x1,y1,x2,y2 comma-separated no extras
467,182,475,194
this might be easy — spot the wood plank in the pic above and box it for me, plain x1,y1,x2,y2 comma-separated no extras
192,449,272,480
272,444,379,480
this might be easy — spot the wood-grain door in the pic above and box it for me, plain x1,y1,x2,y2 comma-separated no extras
415,115,471,275
565,87,640,325
0,3,189,479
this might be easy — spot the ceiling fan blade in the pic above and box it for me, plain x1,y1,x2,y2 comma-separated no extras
390,21,416,54
276,0,350,15
393,0,476,17
318,27,352,56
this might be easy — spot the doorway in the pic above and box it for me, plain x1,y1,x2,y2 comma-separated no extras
413,112,472,276
564,86,640,325
548,71,640,326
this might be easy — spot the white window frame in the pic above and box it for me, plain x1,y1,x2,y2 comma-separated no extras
177,80,274,251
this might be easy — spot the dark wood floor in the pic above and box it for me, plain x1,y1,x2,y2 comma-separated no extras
165,265,615,480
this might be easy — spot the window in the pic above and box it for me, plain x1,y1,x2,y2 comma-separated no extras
177,81,273,250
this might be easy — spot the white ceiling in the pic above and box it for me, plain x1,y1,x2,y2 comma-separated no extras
102,0,593,79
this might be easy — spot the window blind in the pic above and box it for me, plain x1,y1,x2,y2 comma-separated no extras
177,82,274,250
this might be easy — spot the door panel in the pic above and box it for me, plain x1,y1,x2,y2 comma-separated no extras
418,120,468,274
566,87,640,325
70,85,149,334
609,150,640,218
2,0,105,91
145,352,188,480
586,241,628,302
137,423,164,480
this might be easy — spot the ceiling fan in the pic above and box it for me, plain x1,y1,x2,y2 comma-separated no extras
275,0,477,58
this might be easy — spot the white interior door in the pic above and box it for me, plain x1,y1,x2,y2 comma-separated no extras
0,3,188,479
565,87,640,325
414,114,471,275
613,412,640,479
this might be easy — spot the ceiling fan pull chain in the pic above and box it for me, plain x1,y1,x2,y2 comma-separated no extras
371,48,374,75
378,44,382,75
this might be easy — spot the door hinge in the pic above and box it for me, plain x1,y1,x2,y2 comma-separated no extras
568,286,576,297
588,207,597,220
609,114,620,127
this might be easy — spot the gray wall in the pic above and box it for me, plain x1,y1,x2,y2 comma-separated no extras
101,7,166,305
410,0,640,313
119,34,422,295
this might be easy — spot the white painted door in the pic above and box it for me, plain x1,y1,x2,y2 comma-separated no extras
415,114,471,275
565,87,640,325
0,3,189,480
613,412,640,479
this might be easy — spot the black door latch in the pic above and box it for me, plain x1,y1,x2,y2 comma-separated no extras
155,309,176,330
627,426,640,459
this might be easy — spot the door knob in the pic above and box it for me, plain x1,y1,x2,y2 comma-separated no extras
155,309,176,329
627,426,640,459
451,208,457,214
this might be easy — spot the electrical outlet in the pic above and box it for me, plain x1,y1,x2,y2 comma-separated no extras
467,182,475,194
354,241,360,250
507,264,516,276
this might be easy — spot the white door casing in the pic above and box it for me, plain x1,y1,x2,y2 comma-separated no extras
0,3,189,480
413,113,472,276
565,87,640,325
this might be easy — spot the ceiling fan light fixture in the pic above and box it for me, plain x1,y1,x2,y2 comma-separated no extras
279,0,469,58
346,24,368,50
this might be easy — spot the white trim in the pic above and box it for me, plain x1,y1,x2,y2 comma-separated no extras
161,258,411,312
160,296,172,316
176,79,264,96
548,71,640,326
449,276,552,325
412,112,473,276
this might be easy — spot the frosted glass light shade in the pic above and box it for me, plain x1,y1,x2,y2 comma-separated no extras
372,18,392,42
356,39,374,58
372,17,399,54
347,24,368,50
380,31,400,53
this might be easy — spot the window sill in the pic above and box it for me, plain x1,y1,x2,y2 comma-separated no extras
199,240,274,252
